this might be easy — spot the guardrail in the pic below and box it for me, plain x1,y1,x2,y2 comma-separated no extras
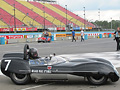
0,31,114,44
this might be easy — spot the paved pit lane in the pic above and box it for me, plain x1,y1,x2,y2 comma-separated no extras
0,38,120,90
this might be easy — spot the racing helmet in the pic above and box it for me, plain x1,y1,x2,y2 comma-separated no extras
29,48,38,59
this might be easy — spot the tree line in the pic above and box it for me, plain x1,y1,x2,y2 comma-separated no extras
91,20,120,30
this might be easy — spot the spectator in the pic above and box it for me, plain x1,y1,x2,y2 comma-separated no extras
72,29,76,42
42,32,45,37
44,31,49,40
114,27,120,51
81,28,84,42
48,32,52,39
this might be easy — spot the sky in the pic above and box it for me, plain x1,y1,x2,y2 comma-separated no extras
56,0,120,22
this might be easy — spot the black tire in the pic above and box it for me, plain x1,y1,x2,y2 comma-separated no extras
10,73,30,85
87,74,108,85
38,41,42,43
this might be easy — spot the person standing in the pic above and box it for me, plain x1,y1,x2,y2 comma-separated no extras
72,29,76,42
44,31,49,41
42,32,45,37
81,28,84,42
114,27,120,51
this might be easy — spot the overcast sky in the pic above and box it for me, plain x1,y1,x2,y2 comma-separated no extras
56,0,120,22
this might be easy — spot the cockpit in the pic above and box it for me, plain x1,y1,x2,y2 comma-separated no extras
24,44,68,66
29,56,67,66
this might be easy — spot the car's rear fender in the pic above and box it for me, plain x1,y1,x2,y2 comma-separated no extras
1,58,31,77
83,63,119,82
72,62,119,75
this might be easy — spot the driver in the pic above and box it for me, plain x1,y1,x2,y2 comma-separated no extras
29,48,38,59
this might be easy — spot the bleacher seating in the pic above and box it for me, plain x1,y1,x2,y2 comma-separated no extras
1,0,41,26
0,8,24,27
0,0,95,28
43,3,84,27
51,4,95,27
30,1,75,26
0,20,7,28
5,0,53,26
17,0,64,26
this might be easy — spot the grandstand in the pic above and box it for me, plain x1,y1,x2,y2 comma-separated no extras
0,0,95,32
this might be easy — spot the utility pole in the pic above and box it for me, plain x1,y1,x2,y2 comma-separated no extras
98,8,100,29
43,2,45,30
111,17,112,30
98,8,100,21
13,2,16,33
65,5,67,32
83,7,85,30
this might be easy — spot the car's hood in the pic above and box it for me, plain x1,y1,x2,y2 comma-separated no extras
58,53,113,66
59,56,111,65
68,58,112,66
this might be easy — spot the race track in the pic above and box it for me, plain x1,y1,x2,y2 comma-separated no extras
0,38,120,90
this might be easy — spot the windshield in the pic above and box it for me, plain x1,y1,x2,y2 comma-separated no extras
48,56,67,65
29,56,67,66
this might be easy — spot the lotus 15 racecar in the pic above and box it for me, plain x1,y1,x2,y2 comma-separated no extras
1,44,120,85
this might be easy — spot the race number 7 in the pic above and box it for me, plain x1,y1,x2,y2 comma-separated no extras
5,60,11,71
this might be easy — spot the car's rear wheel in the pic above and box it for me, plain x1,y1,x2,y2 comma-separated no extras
10,73,30,85
87,74,108,85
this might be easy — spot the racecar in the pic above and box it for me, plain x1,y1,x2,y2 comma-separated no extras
38,31,51,43
38,36,51,43
0,44,119,85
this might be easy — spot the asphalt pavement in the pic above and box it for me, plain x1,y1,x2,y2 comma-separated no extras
0,38,120,90
0,38,117,57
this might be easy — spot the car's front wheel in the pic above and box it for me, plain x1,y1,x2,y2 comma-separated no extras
87,75,108,85
10,73,30,85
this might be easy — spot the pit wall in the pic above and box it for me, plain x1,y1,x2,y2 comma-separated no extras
0,31,114,44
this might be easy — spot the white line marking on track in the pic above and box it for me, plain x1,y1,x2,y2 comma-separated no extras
20,83,52,90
